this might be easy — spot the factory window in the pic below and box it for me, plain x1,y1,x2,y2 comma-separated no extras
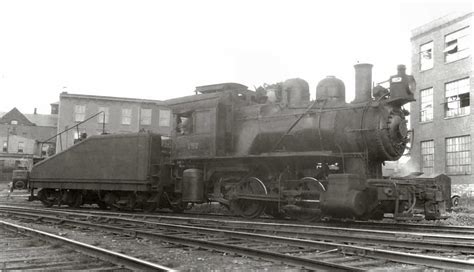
159,109,171,127
97,107,109,124
121,108,132,125
176,112,193,135
195,110,211,134
420,87,433,122
2,141,7,152
446,135,471,175
74,105,86,122
421,140,434,175
444,78,470,118
17,142,24,153
420,41,433,71
10,120,18,125
140,108,152,125
444,27,470,63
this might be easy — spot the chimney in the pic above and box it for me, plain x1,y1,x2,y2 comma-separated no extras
50,103,59,115
34,108,37,115
352,63,373,103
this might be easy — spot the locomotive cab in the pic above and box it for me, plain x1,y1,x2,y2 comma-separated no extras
168,83,257,204
169,83,255,160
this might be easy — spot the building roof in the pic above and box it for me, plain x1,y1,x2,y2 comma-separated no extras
0,108,35,126
24,113,58,127
411,12,473,39
60,92,166,105
0,108,57,127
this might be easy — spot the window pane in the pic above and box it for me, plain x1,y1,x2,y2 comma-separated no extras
17,142,24,153
445,78,470,117
446,135,471,175
74,105,86,122
159,109,171,127
121,108,132,125
140,109,152,125
420,41,433,71
445,27,470,63
421,140,434,175
420,87,433,122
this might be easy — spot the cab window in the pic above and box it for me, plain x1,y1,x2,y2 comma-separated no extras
176,112,193,135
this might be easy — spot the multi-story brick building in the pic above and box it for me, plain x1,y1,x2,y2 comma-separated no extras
410,12,473,186
56,92,171,152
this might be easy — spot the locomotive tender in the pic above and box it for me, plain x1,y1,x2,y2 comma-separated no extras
28,64,451,221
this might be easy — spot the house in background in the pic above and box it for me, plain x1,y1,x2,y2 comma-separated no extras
0,106,58,181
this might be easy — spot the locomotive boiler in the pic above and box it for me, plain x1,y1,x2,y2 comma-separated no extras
27,63,451,221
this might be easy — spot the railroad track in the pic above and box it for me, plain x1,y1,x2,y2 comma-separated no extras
1,206,473,270
1,201,473,247
0,219,174,271
2,199,472,234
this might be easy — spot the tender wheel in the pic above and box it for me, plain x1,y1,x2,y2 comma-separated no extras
126,193,137,211
230,177,267,219
286,177,325,222
72,192,83,208
37,189,56,207
67,191,83,208
104,192,119,211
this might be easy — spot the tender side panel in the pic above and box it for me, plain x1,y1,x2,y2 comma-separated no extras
30,133,158,191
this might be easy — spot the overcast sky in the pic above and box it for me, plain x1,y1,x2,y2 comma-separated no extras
0,0,472,114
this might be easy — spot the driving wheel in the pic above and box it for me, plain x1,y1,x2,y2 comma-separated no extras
230,177,267,219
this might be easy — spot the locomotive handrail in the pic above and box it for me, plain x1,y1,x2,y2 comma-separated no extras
37,111,106,157
271,100,318,152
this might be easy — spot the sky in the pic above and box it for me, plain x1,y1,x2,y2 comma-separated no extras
0,0,472,114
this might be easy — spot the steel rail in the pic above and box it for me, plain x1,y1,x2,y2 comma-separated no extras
0,220,175,272
26,203,474,235
2,208,473,270
1,203,473,236
0,210,360,271
2,206,473,253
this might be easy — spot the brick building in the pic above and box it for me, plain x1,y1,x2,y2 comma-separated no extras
410,12,473,185
0,107,58,181
56,92,171,152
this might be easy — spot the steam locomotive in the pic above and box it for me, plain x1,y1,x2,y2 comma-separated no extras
26,64,451,221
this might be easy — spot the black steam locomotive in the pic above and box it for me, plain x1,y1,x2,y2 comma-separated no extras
27,64,451,221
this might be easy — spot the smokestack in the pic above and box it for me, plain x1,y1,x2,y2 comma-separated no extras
353,63,373,103
34,108,37,115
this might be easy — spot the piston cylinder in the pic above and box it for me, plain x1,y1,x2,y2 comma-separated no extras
320,173,376,218
182,168,205,202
